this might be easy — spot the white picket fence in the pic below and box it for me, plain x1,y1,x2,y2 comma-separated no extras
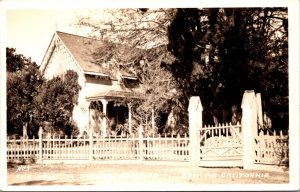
7,137,40,161
7,133,189,163
7,128,289,167
7,92,289,169
254,129,289,165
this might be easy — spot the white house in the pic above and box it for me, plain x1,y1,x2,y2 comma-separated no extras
39,31,143,137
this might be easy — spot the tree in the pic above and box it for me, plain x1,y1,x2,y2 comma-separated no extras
6,47,37,72
76,8,288,131
6,48,82,137
76,8,176,47
6,48,44,136
33,70,81,137
122,46,178,135
167,8,288,129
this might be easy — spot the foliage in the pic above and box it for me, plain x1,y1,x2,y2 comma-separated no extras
127,46,179,133
6,48,44,136
167,8,288,129
76,8,288,131
6,47,37,72
34,70,81,137
6,48,81,137
76,8,177,47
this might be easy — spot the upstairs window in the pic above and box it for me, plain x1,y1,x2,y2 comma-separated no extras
85,72,111,84
122,77,139,88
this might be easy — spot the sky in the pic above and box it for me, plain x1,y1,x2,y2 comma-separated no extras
6,9,88,65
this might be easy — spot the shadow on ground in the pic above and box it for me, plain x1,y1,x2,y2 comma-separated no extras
10,180,82,186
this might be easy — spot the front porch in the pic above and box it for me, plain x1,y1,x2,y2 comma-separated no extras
86,90,141,138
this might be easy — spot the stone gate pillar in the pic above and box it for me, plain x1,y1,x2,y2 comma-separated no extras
256,93,263,133
241,90,258,169
188,96,203,167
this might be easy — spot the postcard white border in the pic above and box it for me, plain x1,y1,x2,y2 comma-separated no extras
1,0,299,191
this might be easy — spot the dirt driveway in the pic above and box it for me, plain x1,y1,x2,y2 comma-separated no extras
7,162,289,188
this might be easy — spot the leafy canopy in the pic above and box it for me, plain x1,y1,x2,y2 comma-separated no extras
167,8,288,129
6,48,43,136
6,48,81,137
33,70,81,135
75,8,288,131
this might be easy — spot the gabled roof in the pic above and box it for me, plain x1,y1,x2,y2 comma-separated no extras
55,31,136,78
56,31,110,75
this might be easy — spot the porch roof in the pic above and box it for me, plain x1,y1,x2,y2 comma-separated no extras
86,90,145,101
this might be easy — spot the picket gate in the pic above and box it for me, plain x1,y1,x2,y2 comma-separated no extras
198,122,243,167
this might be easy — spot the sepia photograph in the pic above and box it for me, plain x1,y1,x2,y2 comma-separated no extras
0,0,299,191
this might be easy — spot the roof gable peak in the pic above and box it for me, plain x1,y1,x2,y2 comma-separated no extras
55,31,100,41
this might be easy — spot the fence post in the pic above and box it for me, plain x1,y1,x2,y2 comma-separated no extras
138,125,144,162
89,132,93,161
241,90,257,169
38,127,43,163
188,96,203,167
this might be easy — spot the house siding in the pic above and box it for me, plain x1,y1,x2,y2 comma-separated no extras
42,34,85,87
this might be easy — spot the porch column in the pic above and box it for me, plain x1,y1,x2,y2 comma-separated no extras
100,99,108,137
86,101,91,135
128,103,132,135
101,99,108,115
88,102,91,134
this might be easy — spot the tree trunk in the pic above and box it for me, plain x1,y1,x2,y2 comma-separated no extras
23,122,28,139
